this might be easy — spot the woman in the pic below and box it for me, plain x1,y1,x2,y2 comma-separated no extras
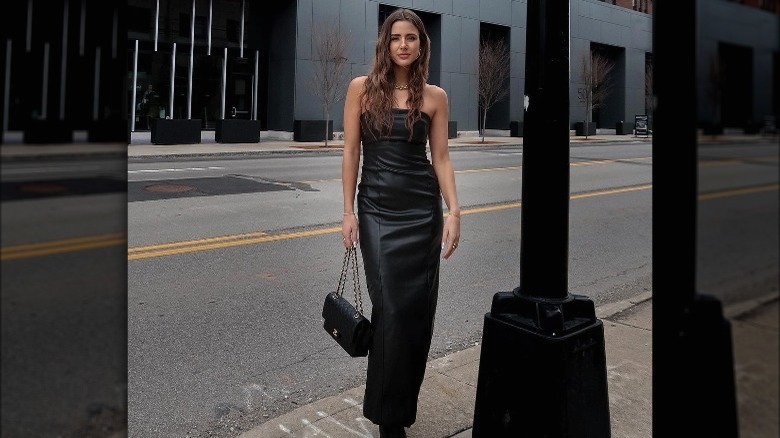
341,8,461,438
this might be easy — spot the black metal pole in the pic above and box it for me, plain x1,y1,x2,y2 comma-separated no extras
472,1,611,436
653,1,739,435
517,0,571,301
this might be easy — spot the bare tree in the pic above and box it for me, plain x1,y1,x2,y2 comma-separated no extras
478,38,510,143
579,51,615,139
307,20,351,147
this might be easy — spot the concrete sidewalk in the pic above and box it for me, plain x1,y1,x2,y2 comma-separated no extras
237,292,654,438
237,290,779,438
1,131,652,162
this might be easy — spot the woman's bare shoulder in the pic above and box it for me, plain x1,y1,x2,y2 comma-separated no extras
350,75,369,88
423,84,448,114
424,83,445,94
425,84,447,101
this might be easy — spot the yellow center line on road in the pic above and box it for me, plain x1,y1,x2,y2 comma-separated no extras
127,184,654,261
127,230,270,254
0,233,127,261
699,155,778,167
7,171,770,262
572,184,652,200
699,183,779,200
128,227,341,260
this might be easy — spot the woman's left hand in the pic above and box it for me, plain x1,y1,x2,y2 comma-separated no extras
441,213,461,260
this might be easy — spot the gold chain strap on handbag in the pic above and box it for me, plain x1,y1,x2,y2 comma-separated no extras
335,247,365,317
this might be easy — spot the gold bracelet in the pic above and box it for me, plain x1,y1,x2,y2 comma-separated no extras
449,211,461,218
344,212,356,216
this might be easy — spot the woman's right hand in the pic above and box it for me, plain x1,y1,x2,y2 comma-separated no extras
342,213,359,248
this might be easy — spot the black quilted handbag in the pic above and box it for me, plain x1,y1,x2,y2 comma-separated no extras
322,247,372,357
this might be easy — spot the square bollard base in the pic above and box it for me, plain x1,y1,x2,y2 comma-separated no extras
472,311,611,437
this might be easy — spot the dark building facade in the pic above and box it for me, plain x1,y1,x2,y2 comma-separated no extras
697,0,780,131
2,2,126,142
122,0,656,139
5,0,777,142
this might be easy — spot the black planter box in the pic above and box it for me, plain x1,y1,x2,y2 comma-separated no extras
216,119,261,143
510,121,524,137
88,119,130,143
151,119,202,144
701,123,723,135
743,121,761,134
24,120,73,144
448,121,457,139
294,120,333,142
615,121,634,135
574,122,596,136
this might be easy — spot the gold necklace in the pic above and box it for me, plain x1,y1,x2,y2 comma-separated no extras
394,83,409,90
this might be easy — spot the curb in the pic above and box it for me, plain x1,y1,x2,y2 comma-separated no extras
2,137,654,162
723,291,780,319
1,147,128,163
595,291,653,319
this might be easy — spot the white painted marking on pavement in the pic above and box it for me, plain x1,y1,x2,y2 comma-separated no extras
128,166,225,174
355,418,375,436
343,397,362,407
242,383,275,412
313,413,373,437
301,418,331,437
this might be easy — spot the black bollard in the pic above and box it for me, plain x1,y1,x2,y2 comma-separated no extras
471,1,611,436
652,1,739,436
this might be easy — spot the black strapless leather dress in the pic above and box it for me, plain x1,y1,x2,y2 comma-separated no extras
357,109,443,427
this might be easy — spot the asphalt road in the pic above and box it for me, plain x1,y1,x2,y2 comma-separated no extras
127,143,658,437
1,157,127,437
696,142,779,304
1,139,775,437
124,140,777,437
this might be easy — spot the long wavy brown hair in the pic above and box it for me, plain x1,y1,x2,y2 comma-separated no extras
362,9,430,139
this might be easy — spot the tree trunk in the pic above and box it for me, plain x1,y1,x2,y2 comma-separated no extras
584,98,590,139
324,108,329,147
482,109,488,143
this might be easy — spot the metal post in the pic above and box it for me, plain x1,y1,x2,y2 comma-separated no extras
93,47,100,121
253,51,259,121
208,0,213,55
3,40,11,135
154,0,160,52
42,42,49,119
26,0,33,53
471,1,611,435
170,43,176,118
240,0,245,58
112,6,117,59
188,0,195,120
80,0,86,56
221,48,227,120
131,40,138,131
59,0,69,120
517,0,571,300
653,1,739,436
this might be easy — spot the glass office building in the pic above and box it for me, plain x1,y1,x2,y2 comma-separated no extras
127,0,293,131
123,0,660,137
